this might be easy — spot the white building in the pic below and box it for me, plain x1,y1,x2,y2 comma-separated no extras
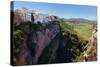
15,8,32,22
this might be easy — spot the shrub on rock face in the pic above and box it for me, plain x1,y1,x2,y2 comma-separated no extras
13,29,24,64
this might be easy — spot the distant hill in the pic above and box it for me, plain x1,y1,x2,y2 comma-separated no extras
64,18,97,24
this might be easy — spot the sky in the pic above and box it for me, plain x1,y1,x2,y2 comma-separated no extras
12,1,97,20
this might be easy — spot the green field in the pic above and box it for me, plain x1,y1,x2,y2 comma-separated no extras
60,21,93,40
73,23,92,40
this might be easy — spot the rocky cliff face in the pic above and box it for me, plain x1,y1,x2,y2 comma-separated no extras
12,9,61,65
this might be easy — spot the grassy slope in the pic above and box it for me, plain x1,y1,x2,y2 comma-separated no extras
60,21,76,34
65,22,93,40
